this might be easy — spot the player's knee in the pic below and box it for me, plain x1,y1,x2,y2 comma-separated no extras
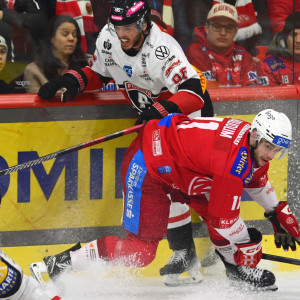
98,235,158,267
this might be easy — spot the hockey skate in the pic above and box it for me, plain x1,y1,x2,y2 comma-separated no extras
216,250,278,291
160,248,202,287
29,242,81,284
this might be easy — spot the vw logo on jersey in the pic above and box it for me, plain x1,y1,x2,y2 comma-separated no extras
123,65,133,77
155,46,170,60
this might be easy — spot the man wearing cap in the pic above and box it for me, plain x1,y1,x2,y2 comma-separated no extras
185,3,262,87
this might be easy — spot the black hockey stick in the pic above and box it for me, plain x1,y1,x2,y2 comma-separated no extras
262,253,300,266
0,123,144,177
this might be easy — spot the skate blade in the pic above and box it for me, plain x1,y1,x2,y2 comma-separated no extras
163,270,203,287
229,280,278,292
29,261,48,287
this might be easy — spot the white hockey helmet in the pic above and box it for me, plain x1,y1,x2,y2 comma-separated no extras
250,109,292,159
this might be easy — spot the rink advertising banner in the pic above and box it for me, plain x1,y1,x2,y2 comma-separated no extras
0,114,288,233
0,119,137,231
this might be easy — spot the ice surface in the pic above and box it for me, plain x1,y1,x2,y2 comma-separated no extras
43,260,300,300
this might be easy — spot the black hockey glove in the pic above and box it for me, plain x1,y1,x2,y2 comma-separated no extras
38,68,88,102
136,100,181,125
265,202,300,251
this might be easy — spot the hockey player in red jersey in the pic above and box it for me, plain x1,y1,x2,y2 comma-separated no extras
36,0,213,284
33,109,300,291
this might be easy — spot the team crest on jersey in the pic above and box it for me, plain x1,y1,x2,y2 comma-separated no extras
103,40,112,50
123,65,133,77
188,176,213,195
124,82,154,111
155,46,170,60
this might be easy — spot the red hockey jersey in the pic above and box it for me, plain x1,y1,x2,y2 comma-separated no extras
142,114,271,225
259,54,300,86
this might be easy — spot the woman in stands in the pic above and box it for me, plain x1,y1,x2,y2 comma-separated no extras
259,12,300,86
24,14,88,93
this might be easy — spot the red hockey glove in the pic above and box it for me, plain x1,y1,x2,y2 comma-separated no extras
38,67,88,102
265,202,300,251
234,228,262,268
135,100,181,125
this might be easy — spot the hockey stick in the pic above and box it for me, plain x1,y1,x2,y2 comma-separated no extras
0,123,144,177
262,253,300,266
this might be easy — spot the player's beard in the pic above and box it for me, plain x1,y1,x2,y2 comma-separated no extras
121,31,144,51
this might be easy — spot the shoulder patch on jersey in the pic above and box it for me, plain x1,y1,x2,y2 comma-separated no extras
158,113,180,128
155,45,170,59
264,56,286,72
200,46,208,53
123,65,133,77
230,146,249,178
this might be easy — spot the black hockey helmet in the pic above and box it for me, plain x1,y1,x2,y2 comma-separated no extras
109,0,151,29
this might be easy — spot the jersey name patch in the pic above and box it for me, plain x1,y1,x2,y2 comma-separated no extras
220,119,243,139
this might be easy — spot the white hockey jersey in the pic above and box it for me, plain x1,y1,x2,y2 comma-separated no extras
91,22,201,112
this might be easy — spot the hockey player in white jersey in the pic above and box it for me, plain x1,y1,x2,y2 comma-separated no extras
0,249,61,299
37,0,214,287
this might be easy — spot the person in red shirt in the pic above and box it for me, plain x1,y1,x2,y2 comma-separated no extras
32,109,300,291
185,2,262,87
259,12,300,86
266,0,300,34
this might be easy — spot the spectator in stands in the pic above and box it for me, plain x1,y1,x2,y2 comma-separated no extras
259,12,300,86
185,2,262,88
55,0,99,54
266,0,300,34
23,14,89,93
185,0,272,56
0,0,48,63
0,34,20,93
0,34,11,92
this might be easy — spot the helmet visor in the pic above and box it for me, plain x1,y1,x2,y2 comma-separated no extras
271,135,291,159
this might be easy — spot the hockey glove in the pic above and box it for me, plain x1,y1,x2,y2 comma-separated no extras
38,68,88,102
234,228,262,268
136,100,181,125
265,201,300,251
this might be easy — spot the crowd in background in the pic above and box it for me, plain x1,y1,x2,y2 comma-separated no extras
0,0,299,94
